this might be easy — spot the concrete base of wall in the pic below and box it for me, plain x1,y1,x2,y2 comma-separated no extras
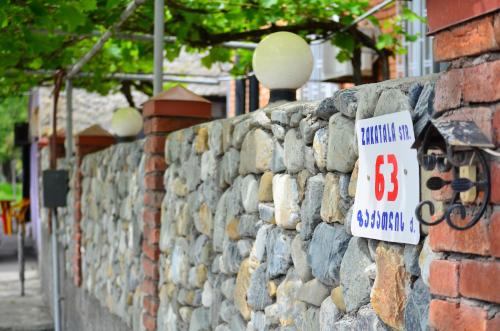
39,225,132,331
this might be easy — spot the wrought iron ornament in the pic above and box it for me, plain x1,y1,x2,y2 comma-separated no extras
414,120,493,231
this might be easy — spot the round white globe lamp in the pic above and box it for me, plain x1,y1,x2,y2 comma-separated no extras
111,107,143,142
252,31,313,102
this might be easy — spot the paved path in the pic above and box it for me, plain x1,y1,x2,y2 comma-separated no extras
0,251,53,331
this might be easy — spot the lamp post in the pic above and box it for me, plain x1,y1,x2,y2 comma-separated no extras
252,31,313,103
110,107,143,142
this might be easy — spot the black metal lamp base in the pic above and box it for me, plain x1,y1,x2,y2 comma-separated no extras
269,89,296,103
115,136,136,143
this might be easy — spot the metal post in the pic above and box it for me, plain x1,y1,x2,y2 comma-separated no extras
235,79,246,116
17,219,25,296
153,0,165,95
249,76,259,112
65,80,73,166
11,160,16,199
51,209,61,331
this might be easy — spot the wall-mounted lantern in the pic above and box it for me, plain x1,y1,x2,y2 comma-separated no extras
414,119,493,230
252,31,313,103
110,107,143,142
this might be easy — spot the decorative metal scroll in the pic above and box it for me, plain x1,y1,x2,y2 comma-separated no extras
414,120,493,231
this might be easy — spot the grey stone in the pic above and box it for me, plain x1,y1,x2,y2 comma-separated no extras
404,278,430,331
326,113,357,173
250,111,272,130
202,281,213,307
189,307,210,331
357,305,390,331
340,237,372,312
209,121,224,155
271,109,289,126
249,311,267,331
296,307,320,331
339,173,350,200
335,89,358,118
219,300,239,323
200,177,223,208
266,228,293,279
284,129,304,174
226,177,243,218
221,278,235,300
408,82,424,109
213,192,228,253
191,235,212,265
258,203,275,224
368,239,379,261
300,174,325,240
211,255,221,273
271,141,286,173
404,243,423,277
247,263,273,310
291,235,312,282
229,314,247,331
414,81,435,137
319,296,341,331
220,241,243,275
237,239,253,258
275,268,307,326
355,86,380,121
221,148,240,186
315,94,338,120
232,119,252,148
271,124,286,141
312,128,328,171
171,238,190,286
201,150,217,181
214,324,231,331
297,279,330,306
290,112,303,127
250,224,272,263
374,89,411,117
299,116,322,145
304,146,317,174
418,236,443,286
239,214,258,238
239,129,274,175
185,152,202,191
308,223,351,286
344,206,353,235
365,263,377,280
241,175,259,213
273,174,300,230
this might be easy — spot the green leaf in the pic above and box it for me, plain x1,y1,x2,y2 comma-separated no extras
332,32,355,54
55,4,86,31
376,34,394,50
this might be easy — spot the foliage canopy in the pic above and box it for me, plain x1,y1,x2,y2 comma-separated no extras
0,0,423,99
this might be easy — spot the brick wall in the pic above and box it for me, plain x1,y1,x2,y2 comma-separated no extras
141,103,211,331
427,11,500,331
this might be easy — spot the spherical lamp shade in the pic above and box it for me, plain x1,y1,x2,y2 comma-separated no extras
111,107,143,138
252,32,313,90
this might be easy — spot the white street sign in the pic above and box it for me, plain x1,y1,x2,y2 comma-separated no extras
351,111,420,244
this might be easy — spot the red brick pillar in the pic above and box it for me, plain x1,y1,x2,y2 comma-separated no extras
72,135,115,286
141,86,211,331
426,4,500,331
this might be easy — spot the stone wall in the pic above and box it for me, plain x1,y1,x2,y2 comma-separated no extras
157,75,438,331
79,140,146,330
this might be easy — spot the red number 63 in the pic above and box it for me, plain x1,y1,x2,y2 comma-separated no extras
374,154,398,201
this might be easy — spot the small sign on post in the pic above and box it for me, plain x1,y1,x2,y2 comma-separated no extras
351,111,420,244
